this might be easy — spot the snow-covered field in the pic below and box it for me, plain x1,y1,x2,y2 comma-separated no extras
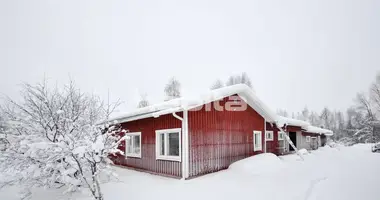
1,144,379,200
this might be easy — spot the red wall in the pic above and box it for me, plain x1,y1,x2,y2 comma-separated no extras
285,125,303,132
112,113,183,178
266,123,279,155
112,94,269,178
188,95,265,178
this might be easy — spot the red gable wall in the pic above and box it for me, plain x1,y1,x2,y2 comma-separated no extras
111,94,269,178
187,95,265,178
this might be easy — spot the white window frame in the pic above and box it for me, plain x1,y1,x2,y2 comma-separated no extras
278,131,285,141
253,131,262,151
266,131,274,141
125,132,142,158
305,136,311,143
155,128,182,162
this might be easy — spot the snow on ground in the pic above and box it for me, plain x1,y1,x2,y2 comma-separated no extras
1,144,379,200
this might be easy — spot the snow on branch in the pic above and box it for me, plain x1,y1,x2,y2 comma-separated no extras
0,80,125,200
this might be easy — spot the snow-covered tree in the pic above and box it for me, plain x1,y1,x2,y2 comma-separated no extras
320,107,332,129
226,72,253,88
164,77,181,100
300,107,310,122
210,79,224,90
308,111,321,127
0,80,126,200
333,111,345,140
137,93,149,108
0,113,7,151
276,109,289,117
240,72,252,88
348,92,377,143
370,72,380,118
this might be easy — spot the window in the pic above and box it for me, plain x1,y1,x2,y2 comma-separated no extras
306,136,311,143
278,131,285,141
253,131,262,151
155,128,181,162
278,140,285,149
125,132,141,158
266,131,274,141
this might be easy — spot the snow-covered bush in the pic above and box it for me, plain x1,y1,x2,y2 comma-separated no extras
0,80,125,200
327,142,338,148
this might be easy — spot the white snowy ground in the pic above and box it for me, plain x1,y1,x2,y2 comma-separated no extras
1,144,379,200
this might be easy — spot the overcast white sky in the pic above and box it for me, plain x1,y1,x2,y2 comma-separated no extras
0,0,379,115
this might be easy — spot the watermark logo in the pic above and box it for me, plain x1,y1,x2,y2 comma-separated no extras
190,96,247,112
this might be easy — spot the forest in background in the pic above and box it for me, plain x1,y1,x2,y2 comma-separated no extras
277,73,380,144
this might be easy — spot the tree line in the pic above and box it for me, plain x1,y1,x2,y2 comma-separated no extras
137,72,253,107
278,73,380,144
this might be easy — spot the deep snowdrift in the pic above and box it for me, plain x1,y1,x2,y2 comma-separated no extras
1,144,379,200
228,153,284,175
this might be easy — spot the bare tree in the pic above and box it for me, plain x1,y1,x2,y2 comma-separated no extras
164,77,181,100
210,79,224,90
137,93,149,108
356,92,375,121
0,80,126,200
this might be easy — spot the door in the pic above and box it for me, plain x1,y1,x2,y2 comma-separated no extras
289,132,297,151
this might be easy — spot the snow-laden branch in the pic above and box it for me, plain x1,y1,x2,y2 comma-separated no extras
0,80,124,200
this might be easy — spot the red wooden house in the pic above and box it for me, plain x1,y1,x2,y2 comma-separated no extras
109,84,333,179
109,84,283,179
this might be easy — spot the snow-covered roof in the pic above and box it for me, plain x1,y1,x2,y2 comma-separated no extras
275,116,333,136
108,84,278,124
276,116,311,128
304,125,333,136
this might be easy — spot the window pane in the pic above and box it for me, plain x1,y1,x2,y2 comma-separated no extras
133,135,140,154
168,132,179,156
160,134,165,156
126,138,132,153
254,134,258,145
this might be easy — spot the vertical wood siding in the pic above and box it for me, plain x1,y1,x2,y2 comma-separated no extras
112,113,183,178
188,95,265,178
266,122,279,155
